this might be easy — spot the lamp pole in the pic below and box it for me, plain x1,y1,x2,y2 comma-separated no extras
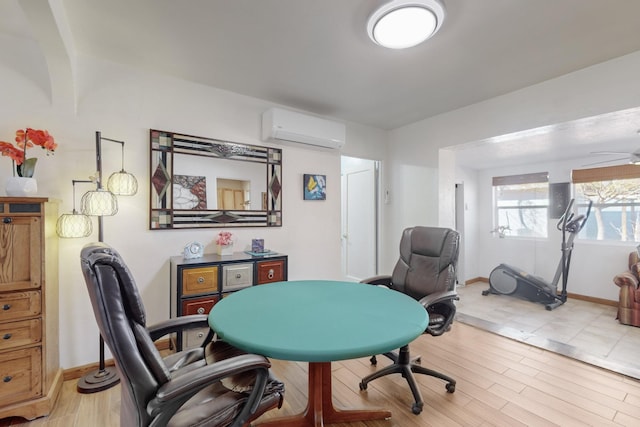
77,131,121,393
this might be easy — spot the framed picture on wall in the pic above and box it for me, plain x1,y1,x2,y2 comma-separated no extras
303,174,326,200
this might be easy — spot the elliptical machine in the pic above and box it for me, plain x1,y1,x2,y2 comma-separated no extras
482,199,592,310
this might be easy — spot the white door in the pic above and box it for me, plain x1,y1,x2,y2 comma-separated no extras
341,157,378,281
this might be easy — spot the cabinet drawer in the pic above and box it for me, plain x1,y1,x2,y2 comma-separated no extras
0,291,41,322
182,267,218,295
222,263,253,292
0,319,41,351
184,328,210,349
181,296,219,316
256,260,286,284
0,347,42,406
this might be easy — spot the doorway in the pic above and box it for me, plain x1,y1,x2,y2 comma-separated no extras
341,156,379,281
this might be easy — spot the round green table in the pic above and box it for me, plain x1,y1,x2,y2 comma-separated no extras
209,280,428,427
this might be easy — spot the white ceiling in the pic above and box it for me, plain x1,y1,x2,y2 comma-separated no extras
451,106,640,170
5,0,640,169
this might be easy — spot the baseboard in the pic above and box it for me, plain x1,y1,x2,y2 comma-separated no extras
464,276,488,285
63,338,172,381
566,293,617,307
462,277,617,307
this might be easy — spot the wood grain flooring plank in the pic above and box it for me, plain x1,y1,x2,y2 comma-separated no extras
519,386,620,426
488,382,595,427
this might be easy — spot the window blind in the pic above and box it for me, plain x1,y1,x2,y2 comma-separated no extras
572,164,640,183
492,172,548,186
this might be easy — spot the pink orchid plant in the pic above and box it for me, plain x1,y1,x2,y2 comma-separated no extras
0,128,57,177
215,231,234,246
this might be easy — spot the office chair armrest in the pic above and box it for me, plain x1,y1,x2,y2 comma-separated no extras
360,275,393,288
417,290,458,308
147,314,210,341
419,290,458,337
148,354,272,422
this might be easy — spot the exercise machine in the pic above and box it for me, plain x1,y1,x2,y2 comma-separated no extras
482,199,592,310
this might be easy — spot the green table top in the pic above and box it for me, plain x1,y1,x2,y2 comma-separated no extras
208,280,428,362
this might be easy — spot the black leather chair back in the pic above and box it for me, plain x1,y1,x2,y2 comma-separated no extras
391,226,460,301
80,243,172,426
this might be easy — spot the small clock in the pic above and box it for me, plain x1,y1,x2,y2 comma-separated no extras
183,242,204,259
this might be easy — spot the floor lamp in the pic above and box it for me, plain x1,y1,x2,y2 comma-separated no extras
56,131,137,393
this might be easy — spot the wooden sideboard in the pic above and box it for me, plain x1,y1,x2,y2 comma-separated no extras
0,197,62,420
170,252,288,350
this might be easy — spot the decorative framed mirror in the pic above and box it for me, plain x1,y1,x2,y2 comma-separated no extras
150,129,282,229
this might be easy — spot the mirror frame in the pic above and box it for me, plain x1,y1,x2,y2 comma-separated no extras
149,129,282,229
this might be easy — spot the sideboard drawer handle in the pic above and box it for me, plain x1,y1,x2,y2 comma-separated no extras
235,273,241,279
3,333,11,340
2,304,10,311
197,332,204,338
197,277,205,284
197,307,205,314
3,376,12,383
2,217,11,224
267,269,274,280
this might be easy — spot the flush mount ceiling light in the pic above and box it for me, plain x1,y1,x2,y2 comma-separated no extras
367,0,445,49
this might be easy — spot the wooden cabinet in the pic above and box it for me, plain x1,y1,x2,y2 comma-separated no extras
170,252,287,350
0,197,61,420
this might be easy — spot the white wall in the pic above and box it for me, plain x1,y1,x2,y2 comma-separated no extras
0,51,387,368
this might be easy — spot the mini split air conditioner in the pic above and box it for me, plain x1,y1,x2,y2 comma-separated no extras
261,108,346,149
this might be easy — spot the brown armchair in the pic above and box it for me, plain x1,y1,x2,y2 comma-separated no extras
613,251,640,327
80,242,284,427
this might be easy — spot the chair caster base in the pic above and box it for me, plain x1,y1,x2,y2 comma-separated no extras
412,403,423,415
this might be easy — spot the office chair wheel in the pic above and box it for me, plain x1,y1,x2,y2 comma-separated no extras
359,381,368,391
369,355,377,365
446,382,456,393
411,403,423,415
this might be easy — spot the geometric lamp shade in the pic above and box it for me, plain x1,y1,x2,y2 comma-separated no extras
81,188,118,216
56,212,93,238
107,170,138,196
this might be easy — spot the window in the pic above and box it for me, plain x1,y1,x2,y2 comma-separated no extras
573,164,640,242
493,172,549,238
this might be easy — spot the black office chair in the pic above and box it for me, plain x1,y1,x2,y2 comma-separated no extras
359,226,459,414
80,242,284,427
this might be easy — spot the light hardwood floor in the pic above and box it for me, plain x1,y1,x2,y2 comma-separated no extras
2,322,639,426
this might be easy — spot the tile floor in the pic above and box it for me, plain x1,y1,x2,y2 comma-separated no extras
455,282,640,380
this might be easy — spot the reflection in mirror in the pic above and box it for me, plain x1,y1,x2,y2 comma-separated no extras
216,179,251,210
150,129,282,229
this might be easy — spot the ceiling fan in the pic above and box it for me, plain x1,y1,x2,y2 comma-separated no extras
584,149,640,166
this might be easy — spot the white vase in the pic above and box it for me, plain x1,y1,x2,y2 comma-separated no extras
5,177,38,197
217,244,234,256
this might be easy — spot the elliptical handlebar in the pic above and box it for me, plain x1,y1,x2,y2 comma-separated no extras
556,199,592,233
556,199,575,232
569,199,592,233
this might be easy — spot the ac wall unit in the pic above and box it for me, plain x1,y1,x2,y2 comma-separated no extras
261,108,346,149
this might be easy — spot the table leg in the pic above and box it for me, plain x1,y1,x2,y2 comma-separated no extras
255,362,391,427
